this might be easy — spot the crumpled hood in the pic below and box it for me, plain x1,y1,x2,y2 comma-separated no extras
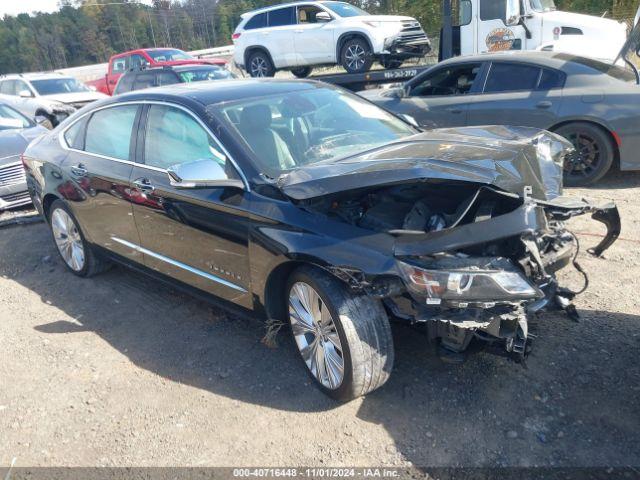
279,125,572,202
0,125,47,163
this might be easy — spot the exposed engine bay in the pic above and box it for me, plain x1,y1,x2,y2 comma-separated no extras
299,180,620,363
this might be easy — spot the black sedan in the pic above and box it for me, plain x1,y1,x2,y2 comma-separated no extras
23,80,619,400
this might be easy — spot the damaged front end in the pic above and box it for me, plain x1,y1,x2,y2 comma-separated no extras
391,194,620,361
280,125,620,362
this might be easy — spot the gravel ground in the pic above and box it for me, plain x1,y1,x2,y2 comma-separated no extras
0,171,639,470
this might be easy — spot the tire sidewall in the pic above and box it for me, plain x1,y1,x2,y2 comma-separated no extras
556,123,614,187
48,199,91,277
341,38,373,74
248,51,275,78
286,269,355,400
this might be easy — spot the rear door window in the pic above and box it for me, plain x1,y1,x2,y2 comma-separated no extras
0,80,16,95
268,7,296,27
156,71,181,86
112,56,129,74
85,105,139,160
133,73,157,91
245,12,267,30
484,63,541,93
538,69,565,90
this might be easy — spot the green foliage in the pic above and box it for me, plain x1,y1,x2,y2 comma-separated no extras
0,0,636,74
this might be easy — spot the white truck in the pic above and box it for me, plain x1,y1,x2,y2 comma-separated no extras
446,0,628,62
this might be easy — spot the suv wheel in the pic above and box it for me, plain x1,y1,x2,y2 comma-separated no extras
286,266,394,401
291,67,313,78
48,200,110,277
248,51,275,78
555,122,615,186
341,38,373,74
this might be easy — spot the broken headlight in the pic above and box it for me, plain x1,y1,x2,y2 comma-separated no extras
397,260,540,305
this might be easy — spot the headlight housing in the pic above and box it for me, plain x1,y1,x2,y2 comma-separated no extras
398,259,540,305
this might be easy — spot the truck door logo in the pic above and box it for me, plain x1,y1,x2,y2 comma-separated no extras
486,28,515,51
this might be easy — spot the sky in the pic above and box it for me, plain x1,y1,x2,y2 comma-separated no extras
0,0,154,17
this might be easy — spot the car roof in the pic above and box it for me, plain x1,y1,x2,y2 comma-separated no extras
242,0,332,16
438,50,612,71
1,72,70,81
115,78,324,106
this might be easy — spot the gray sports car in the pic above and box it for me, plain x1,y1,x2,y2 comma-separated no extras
361,32,640,186
0,103,47,210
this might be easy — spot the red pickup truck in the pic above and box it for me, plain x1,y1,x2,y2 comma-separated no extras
86,48,227,95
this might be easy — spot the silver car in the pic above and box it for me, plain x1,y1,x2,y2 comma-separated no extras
361,32,640,186
0,103,47,211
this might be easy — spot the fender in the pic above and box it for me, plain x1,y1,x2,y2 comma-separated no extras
336,31,375,62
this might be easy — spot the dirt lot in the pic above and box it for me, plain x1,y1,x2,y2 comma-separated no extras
1,171,639,470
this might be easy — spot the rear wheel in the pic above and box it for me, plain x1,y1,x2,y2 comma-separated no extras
247,51,276,78
341,38,373,74
555,122,615,186
286,266,394,401
48,200,109,277
291,67,313,78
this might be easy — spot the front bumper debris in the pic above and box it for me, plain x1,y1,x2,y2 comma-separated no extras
387,196,620,362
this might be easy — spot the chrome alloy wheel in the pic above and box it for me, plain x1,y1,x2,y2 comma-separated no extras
51,208,85,272
289,282,345,390
250,56,268,77
345,44,366,71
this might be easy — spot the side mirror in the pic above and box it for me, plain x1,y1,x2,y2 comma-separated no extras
167,159,244,190
34,115,51,128
387,87,407,99
316,11,332,23
19,90,33,98
505,0,521,26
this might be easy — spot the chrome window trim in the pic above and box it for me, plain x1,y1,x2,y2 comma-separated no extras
111,237,248,293
58,100,250,190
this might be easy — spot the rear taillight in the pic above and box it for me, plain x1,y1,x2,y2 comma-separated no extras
232,33,241,40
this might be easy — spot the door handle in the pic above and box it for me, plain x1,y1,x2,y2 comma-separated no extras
536,101,552,109
70,164,87,176
133,178,155,193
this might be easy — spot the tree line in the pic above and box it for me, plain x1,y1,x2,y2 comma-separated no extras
0,0,636,74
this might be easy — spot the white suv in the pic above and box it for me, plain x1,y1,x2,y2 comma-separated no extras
0,73,106,128
232,1,431,78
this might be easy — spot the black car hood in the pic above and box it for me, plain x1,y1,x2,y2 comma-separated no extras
279,126,572,202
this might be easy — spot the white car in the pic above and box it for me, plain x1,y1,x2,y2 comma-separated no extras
0,73,107,127
232,1,431,77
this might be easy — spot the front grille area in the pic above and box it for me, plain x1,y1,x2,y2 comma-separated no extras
1,191,30,203
399,21,429,45
0,160,26,187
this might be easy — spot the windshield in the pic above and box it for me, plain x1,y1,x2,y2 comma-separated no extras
0,104,32,130
530,0,556,12
147,49,193,62
30,78,90,95
323,1,369,17
212,87,416,177
177,66,236,82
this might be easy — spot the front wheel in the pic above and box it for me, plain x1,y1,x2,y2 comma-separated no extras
48,200,110,277
286,266,394,401
555,122,615,187
291,67,313,78
341,38,373,74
